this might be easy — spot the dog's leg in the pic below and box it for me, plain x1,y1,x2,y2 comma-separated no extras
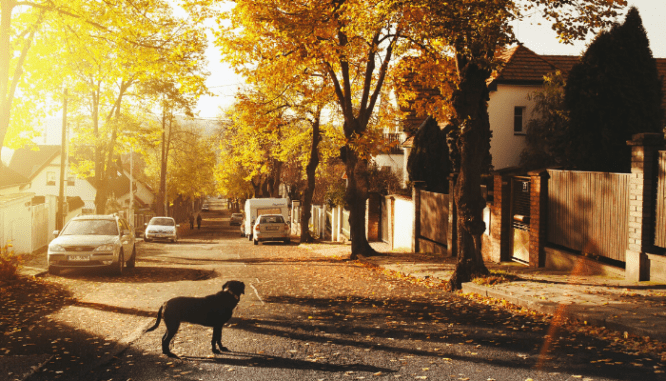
211,325,229,353
162,320,180,358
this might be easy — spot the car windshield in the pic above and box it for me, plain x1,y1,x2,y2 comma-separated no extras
149,218,175,226
260,215,284,224
61,220,118,236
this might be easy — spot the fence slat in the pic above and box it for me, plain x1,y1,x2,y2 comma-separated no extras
655,152,666,248
547,169,629,262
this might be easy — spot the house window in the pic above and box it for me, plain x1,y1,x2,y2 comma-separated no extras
514,107,526,134
46,171,56,186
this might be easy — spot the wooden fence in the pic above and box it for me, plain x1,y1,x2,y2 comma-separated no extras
655,151,666,248
547,169,630,262
419,189,449,245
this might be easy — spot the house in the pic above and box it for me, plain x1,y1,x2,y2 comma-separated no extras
400,44,666,173
8,145,98,214
0,165,30,196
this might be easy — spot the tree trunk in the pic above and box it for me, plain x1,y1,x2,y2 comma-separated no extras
343,146,378,259
446,59,491,291
300,117,321,243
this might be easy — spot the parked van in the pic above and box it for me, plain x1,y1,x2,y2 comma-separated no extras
241,198,290,239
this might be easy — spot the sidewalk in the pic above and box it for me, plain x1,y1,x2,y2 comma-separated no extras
306,241,666,342
362,243,666,342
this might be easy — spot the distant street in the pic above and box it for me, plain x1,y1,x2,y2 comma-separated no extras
2,199,660,381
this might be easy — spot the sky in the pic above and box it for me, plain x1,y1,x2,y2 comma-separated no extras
194,0,666,118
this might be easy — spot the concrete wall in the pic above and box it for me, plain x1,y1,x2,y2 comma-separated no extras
0,193,35,254
392,196,414,251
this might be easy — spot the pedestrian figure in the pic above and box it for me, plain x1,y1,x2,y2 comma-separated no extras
189,214,194,229
197,213,202,230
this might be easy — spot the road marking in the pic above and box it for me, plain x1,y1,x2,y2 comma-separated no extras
250,283,265,305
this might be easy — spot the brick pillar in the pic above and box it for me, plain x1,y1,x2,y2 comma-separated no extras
528,169,549,268
447,174,458,257
488,171,512,263
626,133,664,281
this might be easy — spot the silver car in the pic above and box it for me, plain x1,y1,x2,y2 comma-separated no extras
144,217,179,243
47,215,136,275
252,214,290,245
230,213,243,226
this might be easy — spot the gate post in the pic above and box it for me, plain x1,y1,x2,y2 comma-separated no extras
529,169,549,267
487,171,512,263
412,182,425,253
626,133,664,281
447,174,458,257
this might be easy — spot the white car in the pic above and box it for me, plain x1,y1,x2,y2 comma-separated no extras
252,214,290,245
47,214,136,276
144,217,179,243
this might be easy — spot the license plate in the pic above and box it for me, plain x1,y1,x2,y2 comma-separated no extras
266,226,279,231
157,234,167,238
69,255,90,261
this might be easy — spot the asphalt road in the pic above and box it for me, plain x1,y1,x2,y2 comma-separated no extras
14,200,664,381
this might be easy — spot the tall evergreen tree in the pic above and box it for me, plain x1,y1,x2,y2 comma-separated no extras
407,116,451,193
564,7,664,173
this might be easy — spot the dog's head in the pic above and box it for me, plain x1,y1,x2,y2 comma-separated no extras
222,280,245,298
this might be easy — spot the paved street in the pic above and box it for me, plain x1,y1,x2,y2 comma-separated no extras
1,203,664,380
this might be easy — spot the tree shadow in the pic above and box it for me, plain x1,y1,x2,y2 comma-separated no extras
179,351,392,374
44,266,218,283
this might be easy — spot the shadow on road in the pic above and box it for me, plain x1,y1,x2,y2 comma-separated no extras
180,351,393,374
45,266,218,283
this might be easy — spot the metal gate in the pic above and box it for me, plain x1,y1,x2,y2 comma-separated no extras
511,176,531,263
380,197,389,243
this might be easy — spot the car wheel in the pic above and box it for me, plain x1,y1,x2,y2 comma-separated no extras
248,234,252,241
172,235,178,244
113,251,124,276
283,238,290,244
48,266,60,275
253,238,258,245
126,246,136,269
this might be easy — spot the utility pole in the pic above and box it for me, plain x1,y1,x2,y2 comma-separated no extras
129,147,134,229
159,102,167,216
57,89,67,230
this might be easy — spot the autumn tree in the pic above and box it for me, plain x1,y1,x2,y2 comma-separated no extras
1,1,209,213
405,0,624,290
564,6,663,173
215,0,403,258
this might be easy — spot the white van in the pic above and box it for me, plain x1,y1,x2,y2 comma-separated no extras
241,198,290,239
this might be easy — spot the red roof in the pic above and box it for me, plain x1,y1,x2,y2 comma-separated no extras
491,45,666,115
490,45,562,84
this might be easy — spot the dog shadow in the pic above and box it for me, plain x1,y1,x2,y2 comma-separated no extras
179,351,392,374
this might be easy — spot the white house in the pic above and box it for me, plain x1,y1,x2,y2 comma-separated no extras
8,145,97,213
399,45,579,175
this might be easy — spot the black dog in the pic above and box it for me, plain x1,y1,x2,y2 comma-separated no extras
145,280,245,358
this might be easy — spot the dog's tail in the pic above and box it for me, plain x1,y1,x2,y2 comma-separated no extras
145,305,163,332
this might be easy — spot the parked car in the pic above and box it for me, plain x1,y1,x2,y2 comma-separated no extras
252,214,290,245
230,213,243,226
47,214,136,276
144,217,179,243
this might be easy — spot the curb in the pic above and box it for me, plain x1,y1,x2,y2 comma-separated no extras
461,282,666,342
